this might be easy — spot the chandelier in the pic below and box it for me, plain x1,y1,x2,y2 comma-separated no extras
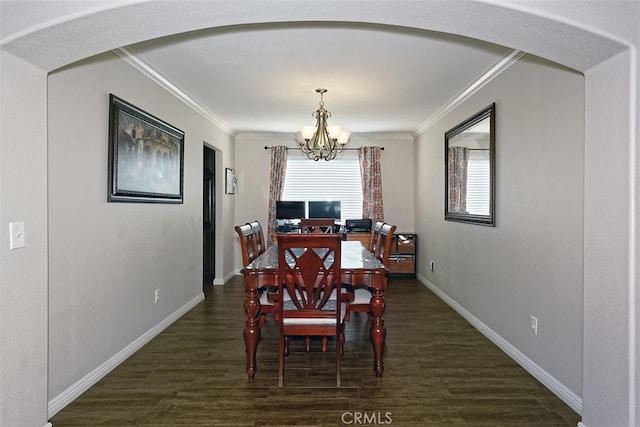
299,88,350,161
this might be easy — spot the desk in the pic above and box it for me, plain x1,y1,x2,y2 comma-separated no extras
241,240,388,379
345,232,371,248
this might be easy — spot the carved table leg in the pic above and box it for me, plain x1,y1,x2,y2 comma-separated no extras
243,288,260,378
369,287,386,377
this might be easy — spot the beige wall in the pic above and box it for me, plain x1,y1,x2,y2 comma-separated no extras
0,3,638,426
583,48,635,427
47,52,235,405
0,50,49,427
232,133,414,272
416,55,584,402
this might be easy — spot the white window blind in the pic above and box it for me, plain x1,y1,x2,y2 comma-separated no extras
466,150,490,215
282,152,363,222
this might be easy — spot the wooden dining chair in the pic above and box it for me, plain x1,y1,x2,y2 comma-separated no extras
350,223,397,318
368,221,385,253
235,224,260,266
300,218,335,234
283,219,341,352
247,220,266,255
375,223,397,266
273,233,351,387
236,222,276,328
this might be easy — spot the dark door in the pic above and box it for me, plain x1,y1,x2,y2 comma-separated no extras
203,146,216,286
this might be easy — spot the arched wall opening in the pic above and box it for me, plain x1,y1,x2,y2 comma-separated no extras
1,2,635,426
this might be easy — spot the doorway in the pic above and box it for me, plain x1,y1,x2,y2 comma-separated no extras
203,146,216,286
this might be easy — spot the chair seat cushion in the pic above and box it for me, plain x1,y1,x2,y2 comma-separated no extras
259,288,292,306
352,287,373,305
328,288,354,300
259,291,273,306
282,299,348,325
282,317,338,326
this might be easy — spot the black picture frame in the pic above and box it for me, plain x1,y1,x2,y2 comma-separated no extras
108,94,184,203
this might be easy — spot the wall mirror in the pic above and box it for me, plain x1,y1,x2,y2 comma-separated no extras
445,103,495,226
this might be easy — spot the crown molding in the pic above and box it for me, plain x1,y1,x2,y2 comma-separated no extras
415,49,525,135
235,132,296,141
349,132,414,142
113,47,235,136
115,46,522,139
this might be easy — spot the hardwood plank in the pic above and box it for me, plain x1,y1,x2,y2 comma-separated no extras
50,277,580,426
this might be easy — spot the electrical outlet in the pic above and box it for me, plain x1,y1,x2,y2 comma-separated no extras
530,316,538,335
429,261,435,271
154,289,160,304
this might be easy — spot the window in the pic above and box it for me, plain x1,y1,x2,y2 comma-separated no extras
465,150,490,215
282,152,363,222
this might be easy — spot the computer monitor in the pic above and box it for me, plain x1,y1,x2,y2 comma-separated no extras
275,201,306,220
307,201,341,220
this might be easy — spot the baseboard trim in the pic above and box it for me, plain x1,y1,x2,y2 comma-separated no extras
47,292,205,417
417,274,583,415
215,270,236,285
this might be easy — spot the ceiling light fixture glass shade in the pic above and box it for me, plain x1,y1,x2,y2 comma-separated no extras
299,88,350,161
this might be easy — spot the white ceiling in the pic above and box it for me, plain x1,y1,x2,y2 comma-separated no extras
123,23,512,134
0,1,518,136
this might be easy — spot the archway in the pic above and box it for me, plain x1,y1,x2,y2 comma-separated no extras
1,2,635,426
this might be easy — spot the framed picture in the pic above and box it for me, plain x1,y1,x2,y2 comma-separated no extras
108,94,184,203
225,168,236,194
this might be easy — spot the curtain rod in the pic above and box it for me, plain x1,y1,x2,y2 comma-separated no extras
264,146,384,151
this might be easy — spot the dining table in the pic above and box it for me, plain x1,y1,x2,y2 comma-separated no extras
240,240,389,379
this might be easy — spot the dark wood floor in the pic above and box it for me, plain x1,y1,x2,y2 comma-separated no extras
50,276,580,426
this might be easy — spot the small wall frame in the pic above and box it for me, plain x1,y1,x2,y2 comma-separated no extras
225,168,236,194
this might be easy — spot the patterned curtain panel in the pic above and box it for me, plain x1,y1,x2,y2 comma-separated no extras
358,146,384,223
448,146,469,213
267,146,287,245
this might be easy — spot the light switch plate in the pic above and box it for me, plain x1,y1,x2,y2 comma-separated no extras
10,222,25,249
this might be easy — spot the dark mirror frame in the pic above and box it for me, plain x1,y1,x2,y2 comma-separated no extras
444,103,495,226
